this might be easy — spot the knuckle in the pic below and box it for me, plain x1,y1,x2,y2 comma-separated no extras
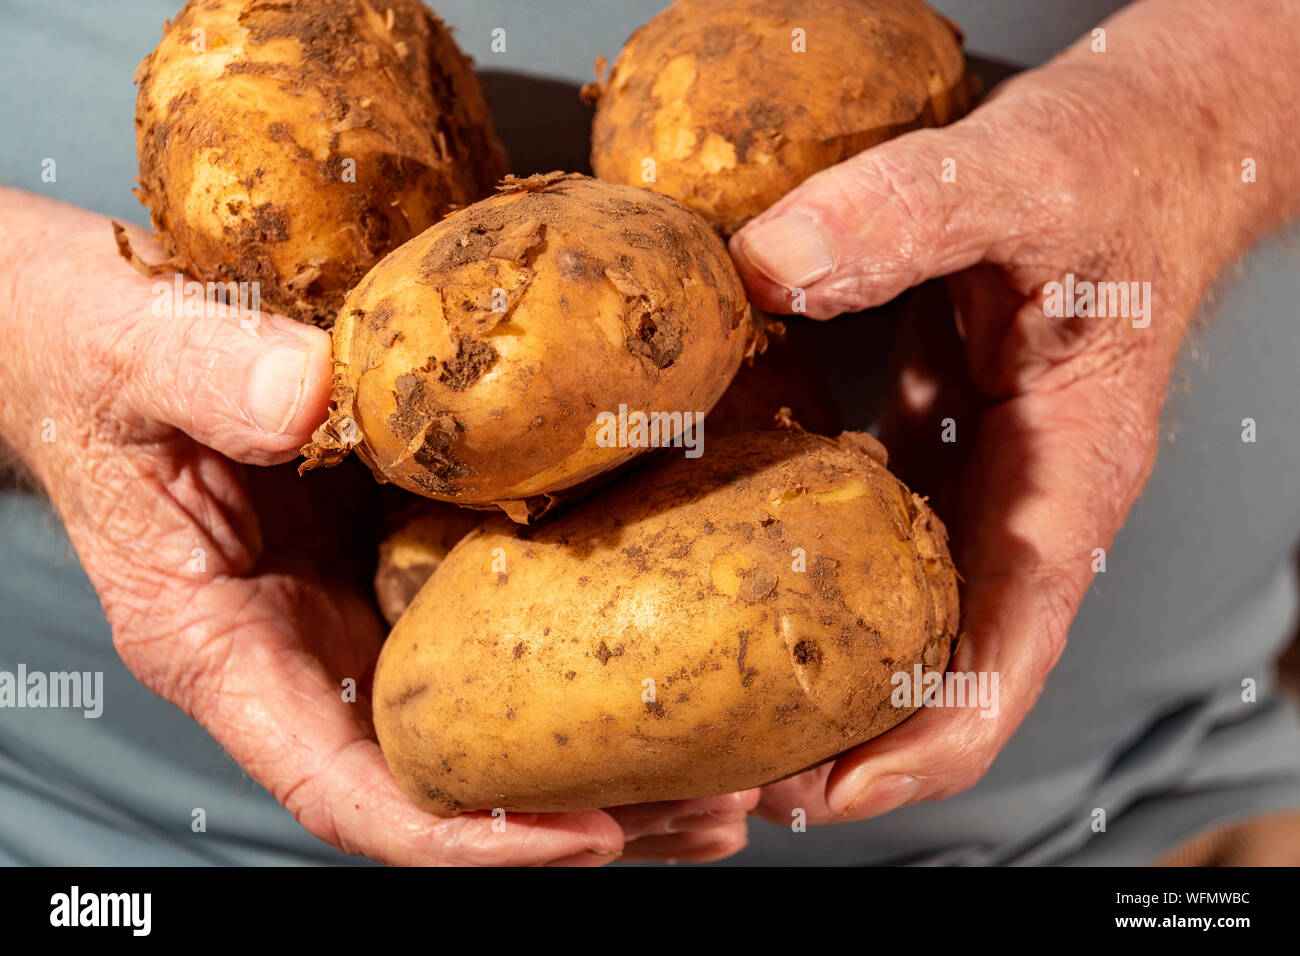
833,147,949,261
115,310,194,428
57,321,142,449
114,300,246,445
164,321,229,434
798,147,953,312
276,739,374,857
936,739,998,799
927,711,1002,800
946,764,994,799
288,781,352,855
279,771,344,849
710,826,750,855
981,73,1122,207
865,152,944,239
1010,295,1172,402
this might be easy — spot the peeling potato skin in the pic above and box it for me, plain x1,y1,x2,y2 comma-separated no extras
304,173,755,519
133,0,509,326
374,499,483,627
588,0,973,234
373,427,959,816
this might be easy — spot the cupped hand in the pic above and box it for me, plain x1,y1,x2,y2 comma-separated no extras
0,194,757,864
728,50,1239,824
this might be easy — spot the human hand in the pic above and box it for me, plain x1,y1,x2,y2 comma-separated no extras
0,192,757,864
727,2,1291,824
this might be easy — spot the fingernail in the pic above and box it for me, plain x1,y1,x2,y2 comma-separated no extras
736,212,835,289
586,848,622,857
249,342,312,434
665,811,704,833
841,774,922,819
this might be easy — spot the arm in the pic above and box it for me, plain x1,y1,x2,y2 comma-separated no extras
0,189,760,863
0,191,630,864
728,0,1300,821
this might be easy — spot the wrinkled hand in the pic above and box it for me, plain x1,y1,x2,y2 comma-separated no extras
0,194,756,864
728,53,1234,823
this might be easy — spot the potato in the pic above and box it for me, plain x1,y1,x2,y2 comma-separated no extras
373,498,483,626
370,320,833,626
132,0,508,326
370,324,834,623
586,0,973,234
373,426,958,815
301,172,756,522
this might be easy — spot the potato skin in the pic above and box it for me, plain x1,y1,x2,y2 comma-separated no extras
133,0,508,326
372,321,835,626
588,0,973,234
373,317,833,626
374,498,483,627
373,427,958,816
303,173,755,521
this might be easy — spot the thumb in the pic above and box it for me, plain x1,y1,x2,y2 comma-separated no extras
120,288,333,465
728,120,1029,319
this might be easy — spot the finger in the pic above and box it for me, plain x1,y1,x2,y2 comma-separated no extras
821,373,1161,820
728,114,1044,319
542,848,625,867
119,576,623,866
605,789,761,840
619,821,751,864
288,739,624,866
752,362,1161,826
751,765,834,826
111,223,332,466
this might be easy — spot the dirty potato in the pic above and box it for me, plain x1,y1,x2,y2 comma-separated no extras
302,172,756,522
373,426,959,815
374,498,484,626
587,0,973,234
372,319,838,626
132,0,508,325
